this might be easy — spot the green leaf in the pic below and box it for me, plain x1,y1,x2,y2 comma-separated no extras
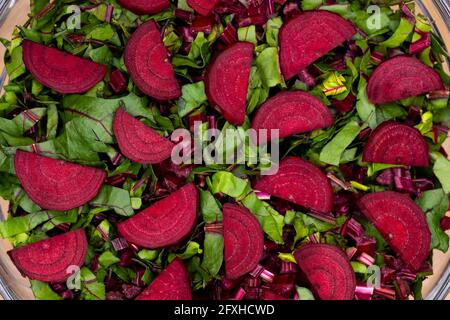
265,17,283,47
256,47,282,88
432,153,450,194
6,46,26,81
98,251,120,268
31,280,62,300
356,78,377,129
137,249,159,261
90,185,134,216
301,0,324,11
380,18,414,48
80,267,105,300
199,189,222,223
238,25,257,45
0,211,51,238
319,120,363,166
176,81,208,117
293,212,336,244
416,189,449,252
87,24,114,41
295,286,315,300
201,232,224,278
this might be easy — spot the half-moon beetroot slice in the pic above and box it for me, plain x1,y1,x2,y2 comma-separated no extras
254,157,333,213
22,40,107,94
9,229,88,282
294,244,356,300
357,191,431,272
251,91,334,143
367,56,444,104
223,203,264,279
14,150,106,211
205,42,254,125
118,0,170,15
124,20,180,100
362,121,429,167
187,0,218,16
280,11,356,80
136,258,192,300
118,183,198,249
113,108,174,164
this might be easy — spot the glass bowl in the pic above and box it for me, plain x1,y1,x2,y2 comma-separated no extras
0,0,449,300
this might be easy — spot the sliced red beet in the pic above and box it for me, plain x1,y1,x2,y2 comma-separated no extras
118,184,198,249
14,150,106,211
136,258,192,300
294,244,356,300
187,0,218,16
118,0,170,15
22,40,107,94
251,91,334,142
205,42,254,125
124,20,180,100
223,203,264,279
9,229,87,282
113,108,174,164
362,121,429,167
279,11,356,80
357,191,431,272
367,56,444,104
254,157,334,213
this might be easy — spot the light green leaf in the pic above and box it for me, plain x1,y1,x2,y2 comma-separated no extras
177,81,208,117
90,185,134,216
380,18,414,48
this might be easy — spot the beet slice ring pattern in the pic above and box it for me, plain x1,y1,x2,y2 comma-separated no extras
124,20,180,100
118,0,170,15
294,244,356,300
118,183,198,249
14,150,106,211
187,0,218,16
254,157,334,213
367,56,444,104
362,121,429,167
136,258,192,300
113,108,174,164
205,42,254,125
223,203,264,279
251,91,334,142
22,40,107,94
279,11,356,80
357,191,431,272
8,229,88,282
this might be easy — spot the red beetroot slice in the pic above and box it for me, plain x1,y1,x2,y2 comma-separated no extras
294,244,356,300
113,108,174,164
205,42,254,125
9,229,88,282
187,0,218,16
136,258,192,300
357,191,431,272
118,0,170,15
124,20,180,100
280,11,356,80
22,40,107,94
223,203,264,279
367,56,444,104
254,157,334,213
14,150,106,211
362,121,429,167
118,184,198,249
251,91,334,142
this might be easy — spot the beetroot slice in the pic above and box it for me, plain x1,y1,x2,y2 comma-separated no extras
14,150,106,211
136,258,192,300
223,204,264,279
118,184,198,249
22,40,107,94
187,0,218,16
362,121,429,167
357,191,431,272
9,229,87,282
118,0,169,15
205,42,254,125
280,11,356,80
251,91,334,142
124,20,180,100
367,56,444,104
294,244,356,300
254,157,334,213
113,108,174,164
